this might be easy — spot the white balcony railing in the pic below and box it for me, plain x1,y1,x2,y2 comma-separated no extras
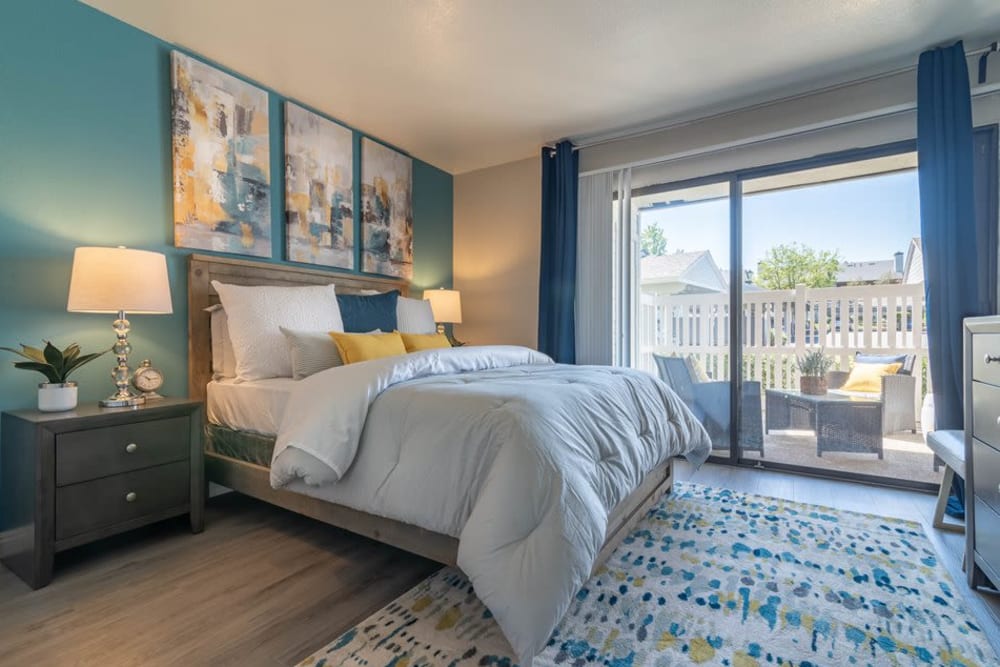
638,283,929,418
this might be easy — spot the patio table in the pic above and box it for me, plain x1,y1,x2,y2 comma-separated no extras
765,388,883,459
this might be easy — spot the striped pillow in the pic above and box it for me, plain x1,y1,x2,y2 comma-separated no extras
280,327,381,380
397,297,436,334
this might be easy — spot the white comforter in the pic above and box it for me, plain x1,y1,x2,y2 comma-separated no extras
271,345,711,663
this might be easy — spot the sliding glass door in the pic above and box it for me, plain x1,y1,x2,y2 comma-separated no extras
740,152,938,484
633,181,733,458
625,139,964,490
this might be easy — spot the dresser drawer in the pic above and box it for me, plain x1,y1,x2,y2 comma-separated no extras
55,461,190,541
972,333,1000,386
973,438,1000,515
974,498,1000,571
56,415,190,486
972,381,1000,448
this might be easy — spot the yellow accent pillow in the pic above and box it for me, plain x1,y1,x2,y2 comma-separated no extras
399,332,452,352
841,362,903,393
687,355,711,383
328,332,407,365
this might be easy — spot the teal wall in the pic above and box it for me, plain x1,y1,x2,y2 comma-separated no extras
0,0,453,414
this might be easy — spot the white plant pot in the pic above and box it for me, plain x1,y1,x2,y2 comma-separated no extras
37,382,78,412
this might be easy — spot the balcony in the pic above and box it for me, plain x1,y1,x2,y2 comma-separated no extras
639,282,938,484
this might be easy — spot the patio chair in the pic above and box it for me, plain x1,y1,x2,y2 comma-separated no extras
827,352,917,435
653,354,764,456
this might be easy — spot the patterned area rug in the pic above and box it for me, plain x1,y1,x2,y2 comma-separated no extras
298,483,995,666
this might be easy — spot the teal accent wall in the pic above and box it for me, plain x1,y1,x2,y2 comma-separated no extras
0,0,453,418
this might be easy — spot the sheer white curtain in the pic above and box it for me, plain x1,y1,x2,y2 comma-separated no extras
576,171,613,365
576,168,633,366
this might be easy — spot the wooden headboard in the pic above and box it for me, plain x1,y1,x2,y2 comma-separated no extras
187,254,409,402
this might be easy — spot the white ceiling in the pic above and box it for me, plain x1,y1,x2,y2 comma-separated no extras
83,0,1000,174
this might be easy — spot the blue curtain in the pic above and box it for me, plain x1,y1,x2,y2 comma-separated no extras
972,126,999,320
538,141,579,363
917,41,997,518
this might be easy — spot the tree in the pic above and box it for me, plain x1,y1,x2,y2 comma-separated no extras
641,225,667,257
754,243,841,289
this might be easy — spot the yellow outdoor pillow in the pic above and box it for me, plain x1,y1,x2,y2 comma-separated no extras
328,332,406,364
399,332,451,352
841,361,903,393
687,355,711,383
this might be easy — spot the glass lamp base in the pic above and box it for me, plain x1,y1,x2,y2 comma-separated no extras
101,310,144,409
100,394,146,408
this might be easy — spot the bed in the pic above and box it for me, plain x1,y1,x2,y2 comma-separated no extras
187,254,710,661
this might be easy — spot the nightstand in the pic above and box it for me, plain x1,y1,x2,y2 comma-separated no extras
1,398,204,589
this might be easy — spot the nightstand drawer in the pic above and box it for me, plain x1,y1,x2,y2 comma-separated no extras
56,415,190,486
55,461,190,541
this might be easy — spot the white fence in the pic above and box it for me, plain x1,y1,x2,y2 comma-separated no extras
639,283,929,416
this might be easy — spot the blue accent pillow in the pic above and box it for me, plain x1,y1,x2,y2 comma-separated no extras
855,352,913,375
337,290,399,333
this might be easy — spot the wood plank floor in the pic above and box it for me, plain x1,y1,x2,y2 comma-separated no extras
1,463,998,666
0,493,439,666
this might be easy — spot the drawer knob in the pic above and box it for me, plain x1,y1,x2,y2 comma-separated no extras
125,443,138,454
985,354,1000,365
125,491,137,503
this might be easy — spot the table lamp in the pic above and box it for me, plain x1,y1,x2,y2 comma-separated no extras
67,247,173,407
423,288,462,335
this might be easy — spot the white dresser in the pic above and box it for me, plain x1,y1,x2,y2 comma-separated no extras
965,316,1000,591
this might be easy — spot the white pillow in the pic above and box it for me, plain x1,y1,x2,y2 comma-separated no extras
357,290,436,334
205,304,237,380
211,281,344,381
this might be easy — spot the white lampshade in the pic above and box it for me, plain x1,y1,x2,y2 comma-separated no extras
423,288,462,324
67,247,173,314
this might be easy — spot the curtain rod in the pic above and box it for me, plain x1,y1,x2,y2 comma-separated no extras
546,39,998,158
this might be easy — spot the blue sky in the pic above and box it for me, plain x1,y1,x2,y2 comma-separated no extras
640,169,921,273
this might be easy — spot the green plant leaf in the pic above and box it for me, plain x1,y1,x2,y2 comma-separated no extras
13,361,61,384
63,350,109,378
0,346,31,362
42,341,65,378
20,344,48,363
1,345,42,363
63,343,81,365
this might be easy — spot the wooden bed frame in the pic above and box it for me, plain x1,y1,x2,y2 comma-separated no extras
188,254,673,573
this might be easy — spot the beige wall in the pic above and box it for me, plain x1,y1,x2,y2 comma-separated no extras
453,156,541,347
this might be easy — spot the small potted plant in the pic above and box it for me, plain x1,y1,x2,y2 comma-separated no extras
2,341,108,412
797,348,834,395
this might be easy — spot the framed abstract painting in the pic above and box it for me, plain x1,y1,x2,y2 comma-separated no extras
361,138,412,279
284,102,354,269
171,51,271,257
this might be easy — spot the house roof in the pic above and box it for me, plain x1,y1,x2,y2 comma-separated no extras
641,251,707,282
836,259,899,284
641,250,728,294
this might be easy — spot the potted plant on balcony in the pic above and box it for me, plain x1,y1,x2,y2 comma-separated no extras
2,341,108,412
797,348,834,395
